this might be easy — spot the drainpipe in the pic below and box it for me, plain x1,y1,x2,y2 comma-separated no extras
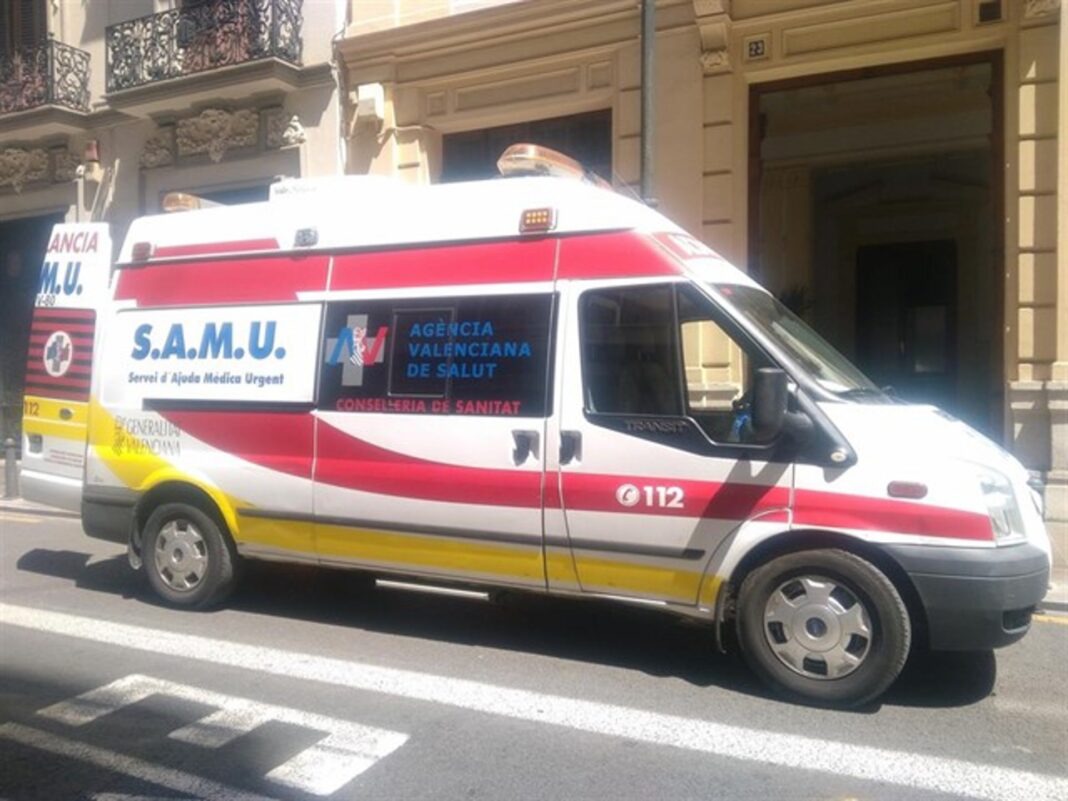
640,0,656,206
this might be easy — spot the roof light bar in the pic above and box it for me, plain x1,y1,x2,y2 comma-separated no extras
497,143,611,189
161,191,220,213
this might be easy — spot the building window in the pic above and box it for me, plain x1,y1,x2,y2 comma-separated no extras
441,109,612,183
0,0,46,56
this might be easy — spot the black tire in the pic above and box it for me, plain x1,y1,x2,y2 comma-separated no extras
142,502,239,609
736,548,911,708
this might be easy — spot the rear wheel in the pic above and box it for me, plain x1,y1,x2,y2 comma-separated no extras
737,548,910,707
142,502,238,609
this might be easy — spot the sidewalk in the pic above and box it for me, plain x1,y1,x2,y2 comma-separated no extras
1042,565,1068,614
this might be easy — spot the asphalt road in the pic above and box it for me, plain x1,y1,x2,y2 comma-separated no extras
1,510,1066,801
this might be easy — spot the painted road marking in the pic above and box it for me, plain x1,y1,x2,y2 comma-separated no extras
2,603,1066,801
0,722,270,801
2,606,1068,801
1033,613,1068,625
38,674,408,796
0,512,44,524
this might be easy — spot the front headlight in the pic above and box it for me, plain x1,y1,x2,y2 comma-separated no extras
978,470,1026,544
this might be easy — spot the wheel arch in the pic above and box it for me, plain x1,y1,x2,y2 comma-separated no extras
720,528,929,647
131,480,238,562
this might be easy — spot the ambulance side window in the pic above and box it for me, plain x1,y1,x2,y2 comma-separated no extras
580,283,769,445
581,285,682,416
320,293,554,417
388,308,453,398
676,284,771,444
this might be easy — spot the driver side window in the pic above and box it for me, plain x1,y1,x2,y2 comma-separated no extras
677,284,768,443
580,283,769,444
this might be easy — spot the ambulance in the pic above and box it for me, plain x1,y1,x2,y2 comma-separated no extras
21,145,1050,707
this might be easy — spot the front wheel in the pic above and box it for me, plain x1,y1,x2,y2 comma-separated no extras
142,502,238,609
736,548,911,707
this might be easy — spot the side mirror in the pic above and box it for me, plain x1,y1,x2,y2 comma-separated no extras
752,367,788,442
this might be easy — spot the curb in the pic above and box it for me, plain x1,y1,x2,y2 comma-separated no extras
0,499,79,519
1038,599,1068,615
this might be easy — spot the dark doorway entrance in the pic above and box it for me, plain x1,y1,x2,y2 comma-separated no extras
856,240,958,412
748,53,1003,438
0,211,65,443
441,109,612,183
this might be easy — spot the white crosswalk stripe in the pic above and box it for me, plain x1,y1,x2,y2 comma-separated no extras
36,674,409,797
0,722,270,801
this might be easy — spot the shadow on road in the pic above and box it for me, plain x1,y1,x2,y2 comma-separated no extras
16,548,997,710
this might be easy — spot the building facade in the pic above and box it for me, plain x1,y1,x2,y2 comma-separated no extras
0,0,345,443
338,0,1066,562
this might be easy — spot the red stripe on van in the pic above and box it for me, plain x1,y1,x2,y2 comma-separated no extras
152,412,993,541
560,472,790,520
556,232,681,280
114,254,329,307
793,488,993,542
330,238,555,291
154,239,279,258
315,420,542,508
159,410,314,478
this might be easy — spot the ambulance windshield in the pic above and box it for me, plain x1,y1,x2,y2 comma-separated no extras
713,284,882,397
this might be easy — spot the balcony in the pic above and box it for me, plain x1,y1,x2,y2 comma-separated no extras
0,39,91,137
105,0,307,115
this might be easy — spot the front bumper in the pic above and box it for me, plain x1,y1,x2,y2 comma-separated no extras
882,543,1050,651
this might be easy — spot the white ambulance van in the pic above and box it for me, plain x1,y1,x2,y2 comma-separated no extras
21,147,1051,707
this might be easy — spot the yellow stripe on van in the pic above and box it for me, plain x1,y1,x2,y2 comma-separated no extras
570,555,704,602
23,395,89,425
316,522,545,583
316,518,708,603
22,395,88,441
87,398,247,540
236,515,317,556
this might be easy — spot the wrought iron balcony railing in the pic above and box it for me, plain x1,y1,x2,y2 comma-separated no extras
0,39,91,115
106,0,303,93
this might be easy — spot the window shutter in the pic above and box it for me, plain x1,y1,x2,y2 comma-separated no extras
17,0,45,49
0,11,9,57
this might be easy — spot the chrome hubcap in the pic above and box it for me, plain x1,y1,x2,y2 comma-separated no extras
763,575,872,680
154,520,208,592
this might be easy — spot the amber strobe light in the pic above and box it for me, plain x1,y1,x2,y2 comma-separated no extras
519,207,556,234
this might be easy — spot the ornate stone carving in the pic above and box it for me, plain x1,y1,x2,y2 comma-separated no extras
53,149,80,183
1024,0,1060,18
265,110,306,149
176,108,259,163
700,48,731,74
141,127,175,169
0,147,49,192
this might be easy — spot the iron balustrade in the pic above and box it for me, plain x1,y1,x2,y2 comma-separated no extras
0,39,91,114
106,0,303,93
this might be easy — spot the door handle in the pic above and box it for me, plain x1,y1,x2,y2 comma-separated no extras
59,408,73,421
512,430,539,465
560,430,582,465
